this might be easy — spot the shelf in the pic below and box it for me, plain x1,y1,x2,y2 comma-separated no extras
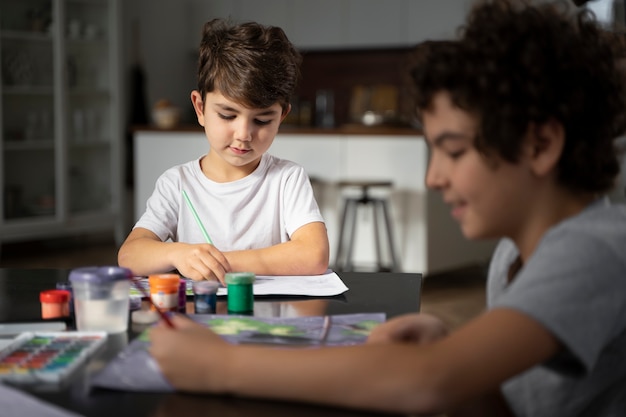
69,139,110,149
1,30,52,42
1,0,122,244
66,38,107,46
67,89,109,97
2,86,54,95
3,140,54,151
67,0,108,5
2,214,57,226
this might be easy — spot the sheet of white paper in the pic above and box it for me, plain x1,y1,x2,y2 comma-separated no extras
0,383,84,417
131,270,348,298
217,270,348,296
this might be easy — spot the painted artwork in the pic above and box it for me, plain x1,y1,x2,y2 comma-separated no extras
90,313,385,392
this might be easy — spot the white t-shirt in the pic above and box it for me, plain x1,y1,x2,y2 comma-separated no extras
134,153,325,250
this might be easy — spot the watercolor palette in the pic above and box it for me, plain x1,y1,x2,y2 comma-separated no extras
0,331,107,385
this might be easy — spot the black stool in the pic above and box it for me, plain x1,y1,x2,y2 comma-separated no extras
334,180,400,272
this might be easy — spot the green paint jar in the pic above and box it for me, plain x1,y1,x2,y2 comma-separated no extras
225,272,255,314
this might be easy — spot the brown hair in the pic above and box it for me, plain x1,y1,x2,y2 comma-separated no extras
410,0,626,194
196,19,301,112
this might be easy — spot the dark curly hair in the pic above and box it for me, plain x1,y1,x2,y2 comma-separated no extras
411,0,626,194
196,19,301,112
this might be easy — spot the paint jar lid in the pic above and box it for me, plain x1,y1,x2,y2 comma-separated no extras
40,289,71,303
192,280,220,294
148,274,181,288
129,295,142,310
225,272,255,285
69,266,132,284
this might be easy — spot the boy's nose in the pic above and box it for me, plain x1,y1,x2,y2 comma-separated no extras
425,157,446,191
234,120,253,141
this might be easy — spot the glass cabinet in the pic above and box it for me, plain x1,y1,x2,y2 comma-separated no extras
0,0,123,244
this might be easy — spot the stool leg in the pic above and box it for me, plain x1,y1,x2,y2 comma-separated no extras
381,199,400,272
345,199,359,272
372,199,383,271
334,198,351,271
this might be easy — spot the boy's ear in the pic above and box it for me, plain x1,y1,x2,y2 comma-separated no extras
525,119,565,177
190,90,205,126
280,104,292,122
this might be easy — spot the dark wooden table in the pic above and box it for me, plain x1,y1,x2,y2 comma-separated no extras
0,268,422,417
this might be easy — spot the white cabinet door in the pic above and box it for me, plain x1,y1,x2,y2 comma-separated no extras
343,137,427,272
271,134,343,181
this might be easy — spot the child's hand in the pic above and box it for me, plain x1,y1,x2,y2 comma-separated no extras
149,314,230,392
171,243,231,284
367,313,448,345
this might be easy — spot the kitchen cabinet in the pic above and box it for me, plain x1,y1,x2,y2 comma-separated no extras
0,0,124,244
133,129,497,274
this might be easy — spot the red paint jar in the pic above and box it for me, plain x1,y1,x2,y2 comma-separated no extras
40,289,71,319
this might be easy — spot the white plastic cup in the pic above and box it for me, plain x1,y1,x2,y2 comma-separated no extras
69,266,131,333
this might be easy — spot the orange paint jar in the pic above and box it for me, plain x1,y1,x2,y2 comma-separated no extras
148,274,180,312
40,289,71,319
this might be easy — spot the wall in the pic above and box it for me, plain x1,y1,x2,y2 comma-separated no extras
122,0,473,126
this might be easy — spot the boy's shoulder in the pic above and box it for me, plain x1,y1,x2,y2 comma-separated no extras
262,153,306,172
563,199,626,233
161,158,201,177
539,199,626,262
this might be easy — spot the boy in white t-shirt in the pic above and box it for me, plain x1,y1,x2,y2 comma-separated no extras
118,19,329,284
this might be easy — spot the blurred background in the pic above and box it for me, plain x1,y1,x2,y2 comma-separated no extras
1,0,624,275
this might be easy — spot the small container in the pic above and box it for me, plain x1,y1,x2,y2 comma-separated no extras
192,280,219,314
129,294,142,310
225,272,255,314
178,278,187,313
69,266,131,333
40,289,71,319
55,281,74,315
148,274,180,313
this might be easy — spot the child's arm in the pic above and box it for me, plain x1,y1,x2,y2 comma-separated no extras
367,313,516,417
118,220,328,281
117,227,232,283
149,308,559,415
222,221,329,276
367,313,449,345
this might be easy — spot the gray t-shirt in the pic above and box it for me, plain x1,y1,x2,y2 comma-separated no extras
487,198,626,417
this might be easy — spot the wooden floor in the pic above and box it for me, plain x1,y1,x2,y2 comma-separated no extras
0,233,486,329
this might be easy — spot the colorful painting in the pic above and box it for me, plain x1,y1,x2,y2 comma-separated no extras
91,313,385,392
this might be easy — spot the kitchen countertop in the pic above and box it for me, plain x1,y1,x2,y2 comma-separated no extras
132,124,423,136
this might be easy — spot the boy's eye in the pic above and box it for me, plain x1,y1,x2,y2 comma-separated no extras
217,114,272,125
448,149,466,159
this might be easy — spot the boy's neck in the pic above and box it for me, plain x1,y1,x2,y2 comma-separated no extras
199,153,263,183
512,190,597,263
